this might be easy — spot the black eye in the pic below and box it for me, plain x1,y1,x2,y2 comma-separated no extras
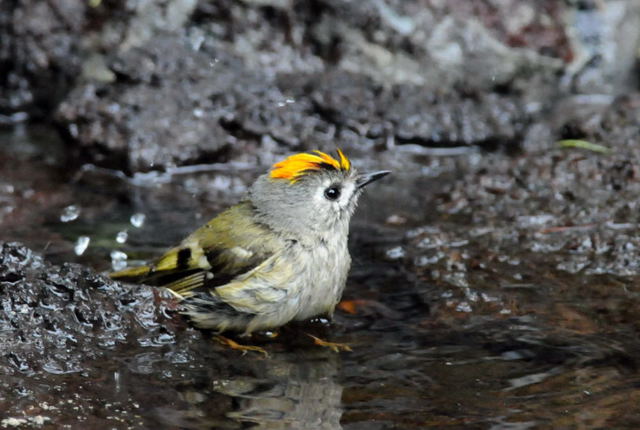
324,186,341,201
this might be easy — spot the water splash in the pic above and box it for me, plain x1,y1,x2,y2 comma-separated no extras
116,231,128,244
74,236,90,256
130,213,146,228
276,98,295,107
110,250,128,271
60,205,80,222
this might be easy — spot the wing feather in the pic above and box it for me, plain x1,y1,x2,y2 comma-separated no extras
110,202,283,299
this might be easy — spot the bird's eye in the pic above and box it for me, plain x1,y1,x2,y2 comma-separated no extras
324,186,341,201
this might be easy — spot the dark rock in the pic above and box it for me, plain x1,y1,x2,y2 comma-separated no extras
387,91,640,285
0,241,227,425
57,36,239,172
0,242,174,376
51,0,576,171
0,0,84,116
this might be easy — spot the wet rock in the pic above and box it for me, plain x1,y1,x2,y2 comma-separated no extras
392,91,640,283
54,0,638,171
0,0,201,120
561,0,640,94
309,0,564,89
558,93,640,148
5,0,639,144
55,35,338,172
0,0,87,116
386,89,527,148
0,242,173,376
57,36,240,172
0,241,220,425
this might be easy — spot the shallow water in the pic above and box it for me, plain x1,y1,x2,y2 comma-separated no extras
2,127,640,429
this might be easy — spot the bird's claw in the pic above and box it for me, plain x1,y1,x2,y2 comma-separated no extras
307,334,352,352
214,335,269,357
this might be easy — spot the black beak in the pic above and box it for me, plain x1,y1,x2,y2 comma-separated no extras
356,170,391,189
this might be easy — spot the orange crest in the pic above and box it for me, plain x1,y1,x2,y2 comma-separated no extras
270,150,351,182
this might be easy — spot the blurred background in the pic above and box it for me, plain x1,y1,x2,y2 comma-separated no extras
1,1,640,428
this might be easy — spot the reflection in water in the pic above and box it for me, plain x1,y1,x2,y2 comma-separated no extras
159,349,342,430
220,353,342,429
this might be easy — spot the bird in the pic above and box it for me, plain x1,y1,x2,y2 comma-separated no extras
110,150,389,353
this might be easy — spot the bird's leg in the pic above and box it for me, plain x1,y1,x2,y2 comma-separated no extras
306,334,352,352
214,335,268,357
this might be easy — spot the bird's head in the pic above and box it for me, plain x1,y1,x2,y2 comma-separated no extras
249,150,390,239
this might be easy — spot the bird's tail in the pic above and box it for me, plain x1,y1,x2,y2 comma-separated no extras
110,262,203,292
109,265,152,282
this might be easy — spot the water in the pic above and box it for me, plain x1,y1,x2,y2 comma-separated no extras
74,235,90,255
2,127,640,428
60,204,81,222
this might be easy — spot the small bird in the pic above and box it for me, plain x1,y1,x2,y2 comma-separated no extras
111,150,389,351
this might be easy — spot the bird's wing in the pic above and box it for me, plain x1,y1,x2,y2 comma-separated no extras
214,249,296,314
109,201,282,295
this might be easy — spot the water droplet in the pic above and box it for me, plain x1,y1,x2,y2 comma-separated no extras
455,301,472,313
276,98,295,107
114,370,121,392
116,231,128,244
110,250,128,271
193,108,204,118
189,33,205,51
385,246,405,260
130,213,146,228
68,123,79,138
386,214,407,225
74,236,90,256
60,205,80,222
107,103,120,114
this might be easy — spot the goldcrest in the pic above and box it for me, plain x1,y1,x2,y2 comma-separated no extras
111,150,389,335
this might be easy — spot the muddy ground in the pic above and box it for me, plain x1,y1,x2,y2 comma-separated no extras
1,1,640,428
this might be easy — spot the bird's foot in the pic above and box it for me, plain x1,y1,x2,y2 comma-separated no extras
214,335,269,357
307,334,352,352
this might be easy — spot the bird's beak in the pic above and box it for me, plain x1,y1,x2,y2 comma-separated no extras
356,170,391,189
